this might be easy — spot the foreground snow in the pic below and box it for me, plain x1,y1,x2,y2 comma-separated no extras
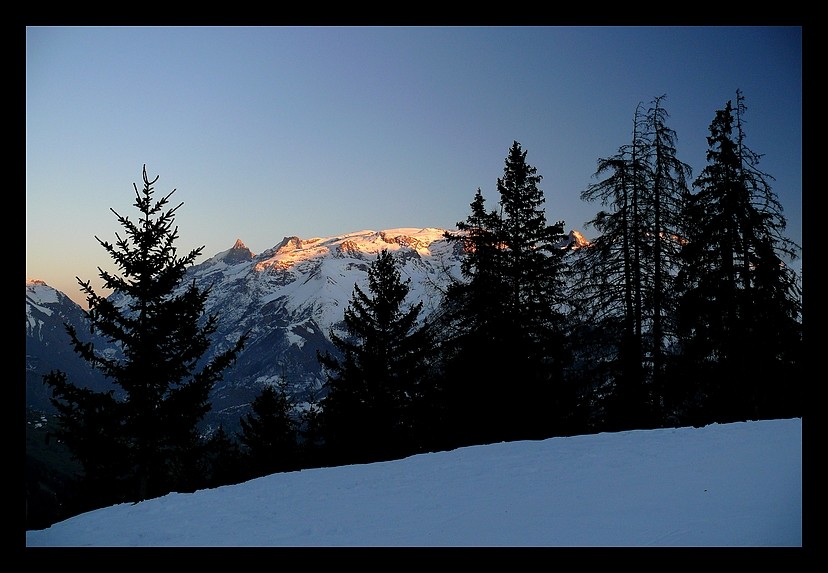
26,418,801,547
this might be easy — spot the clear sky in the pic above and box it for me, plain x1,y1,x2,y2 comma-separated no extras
26,26,802,308
26,418,802,547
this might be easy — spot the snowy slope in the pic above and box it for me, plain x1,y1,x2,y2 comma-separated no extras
25,418,803,547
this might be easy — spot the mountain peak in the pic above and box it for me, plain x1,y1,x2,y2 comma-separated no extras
220,239,254,265
569,230,592,249
275,236,304,253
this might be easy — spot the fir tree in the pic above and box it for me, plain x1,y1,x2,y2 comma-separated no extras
200,425,245,488
572,96,691,431
44,165,248,506
439,189,511,448
441,142,572,444
440,189,509,373
239,377,300,478
674,91,802,423
643,95,693,415
317,249,434,465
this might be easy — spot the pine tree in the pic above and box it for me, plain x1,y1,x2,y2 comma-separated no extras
297,385,326,468
239,378,300,478
441,142,572,444
439,189,511,447
643,95,693,415
569,103,650,431
440,188,509,359
317,249,434,465
674,91,802,423
44,165,248,506
572,96,691,431
200,425,245,488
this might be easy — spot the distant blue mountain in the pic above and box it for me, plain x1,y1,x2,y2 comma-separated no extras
25,279,116,414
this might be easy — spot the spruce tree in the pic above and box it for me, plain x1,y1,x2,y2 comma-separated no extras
317,249,433,465
569,103,651,431
297,385,326,468
572,96,691,431
239,378,300,478
44,165,248,506
441,142,572,444
200,425,245,488
643,95,693,414
674,91,802,423
440,189,511,447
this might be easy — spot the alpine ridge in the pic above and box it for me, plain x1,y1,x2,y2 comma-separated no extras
26,227,589,432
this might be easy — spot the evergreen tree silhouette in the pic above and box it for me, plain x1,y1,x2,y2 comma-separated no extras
441,142,572,445
317,249,434,464
572,96,691,431
200,425,245,488
44,165,248,507
239,378,300,477
673,91,802,423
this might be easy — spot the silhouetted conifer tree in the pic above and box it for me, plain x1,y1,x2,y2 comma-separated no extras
239,378,300,477
572,96,691,431
673,91,802,423
317,249,434,464
44,165,248,507
200,425,245,488
438,189,511,447
441,142,572,445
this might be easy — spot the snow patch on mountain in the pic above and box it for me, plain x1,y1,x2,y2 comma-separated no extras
194,227,463,340
26,279,59,307
26,279,63,337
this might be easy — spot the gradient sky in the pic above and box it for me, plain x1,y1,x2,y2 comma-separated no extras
26,26,802,308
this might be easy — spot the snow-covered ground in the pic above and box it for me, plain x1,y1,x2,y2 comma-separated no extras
26,418,802,547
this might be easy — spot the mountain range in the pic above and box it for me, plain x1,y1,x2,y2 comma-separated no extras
26,227,589,433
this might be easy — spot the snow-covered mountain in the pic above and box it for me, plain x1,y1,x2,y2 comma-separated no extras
194,228,462,347
178,227,467,430
26,227,589,432
25,280,114,413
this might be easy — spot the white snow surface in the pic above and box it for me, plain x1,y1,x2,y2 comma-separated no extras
25,418,802,547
